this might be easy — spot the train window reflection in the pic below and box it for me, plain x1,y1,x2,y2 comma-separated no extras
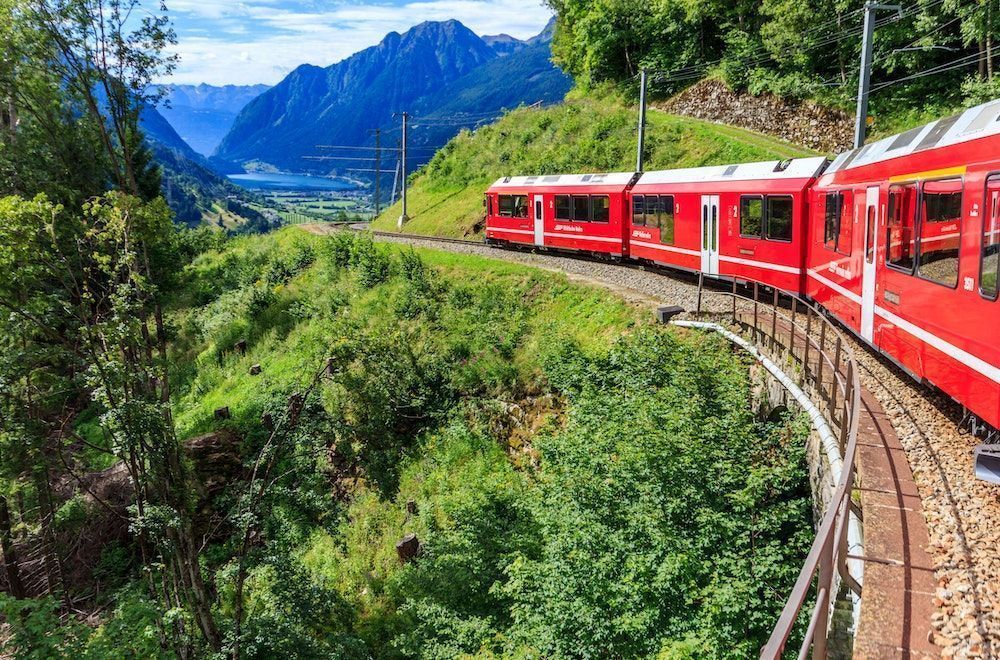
981,176,1000,299
917,178,962,287
740,196,763,238
766,196,793,242
887,184,917,272
632,195,645,226
555,195,571,220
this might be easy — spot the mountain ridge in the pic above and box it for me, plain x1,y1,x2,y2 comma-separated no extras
215,18,568,173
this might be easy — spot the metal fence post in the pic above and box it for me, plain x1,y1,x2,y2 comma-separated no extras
697,271,704,317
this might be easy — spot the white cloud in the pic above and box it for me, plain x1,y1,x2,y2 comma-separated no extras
165,0,553,85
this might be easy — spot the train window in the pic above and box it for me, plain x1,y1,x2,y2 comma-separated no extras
591,195,610,223
555,195,571,220
632,195,645,226
485,195,492,217
865,206,875,263
824,193,841,249
645,195,660,228
917,178,962,287
740,196,763,238
572,195,590,222
766,196,793,241
822,192,854,255
513,195,529,218
838,191,854,255
658,196,675,244
981,176,1000,299
887,184,917,272
498,195,515,217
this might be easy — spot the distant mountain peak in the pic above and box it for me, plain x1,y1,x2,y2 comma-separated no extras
215,17,570,170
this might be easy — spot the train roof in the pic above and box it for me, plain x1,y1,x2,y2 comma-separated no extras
827,97,1000,174
635,157,829,185
489,172,636,189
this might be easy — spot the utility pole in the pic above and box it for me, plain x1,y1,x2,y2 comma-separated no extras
636,69,647,172
397,112,409,229
372,128,381,219
854,1,901,148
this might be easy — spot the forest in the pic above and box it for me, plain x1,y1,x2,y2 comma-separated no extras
546,0,1000,128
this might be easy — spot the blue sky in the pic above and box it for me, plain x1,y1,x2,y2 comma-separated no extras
164,0,554,86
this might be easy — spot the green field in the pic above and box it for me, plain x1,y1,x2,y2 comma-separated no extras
372,90,818,238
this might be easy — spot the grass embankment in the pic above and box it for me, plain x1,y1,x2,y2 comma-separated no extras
372,90,817,238
108,226,814,657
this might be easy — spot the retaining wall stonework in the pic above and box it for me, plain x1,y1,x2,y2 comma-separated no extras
656,79,854,154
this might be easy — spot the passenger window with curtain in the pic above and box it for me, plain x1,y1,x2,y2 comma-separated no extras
765,196,793,241
887,184,917,271
572,195,590,222
917,178,962,287
740,196,763,237
555,195,571,220
591,195,610,223
658,195,675,244
645,195,660,228
632,195,645,226
981,176,1000,299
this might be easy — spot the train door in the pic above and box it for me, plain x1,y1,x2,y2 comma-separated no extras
533,194,544,246
700,195,720,275
860,186,879,342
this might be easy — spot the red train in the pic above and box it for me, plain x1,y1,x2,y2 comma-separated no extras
485,98,1000,434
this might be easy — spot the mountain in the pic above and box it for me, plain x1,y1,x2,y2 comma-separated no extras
154,84,270,155
405,25,571,153
139,105,255,227
216,19,570,173
482,34,524,57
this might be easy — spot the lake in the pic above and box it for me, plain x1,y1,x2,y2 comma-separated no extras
228,172,356,191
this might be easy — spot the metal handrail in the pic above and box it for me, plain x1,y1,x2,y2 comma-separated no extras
692,274,863,659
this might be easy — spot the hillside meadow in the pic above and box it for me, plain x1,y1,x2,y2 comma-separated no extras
372,90,817,238
6,227,814,657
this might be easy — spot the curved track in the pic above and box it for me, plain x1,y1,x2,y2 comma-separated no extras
308,223,1000,656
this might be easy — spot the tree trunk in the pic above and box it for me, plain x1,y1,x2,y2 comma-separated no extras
0,496,26,599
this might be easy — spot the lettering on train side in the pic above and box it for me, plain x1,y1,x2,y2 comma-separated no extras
827,261,852,279
632,230,653,240
554,224,584,233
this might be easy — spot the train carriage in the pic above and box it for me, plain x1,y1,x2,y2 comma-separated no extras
806,98,1000,430
629,158,828,293
484,173,637,256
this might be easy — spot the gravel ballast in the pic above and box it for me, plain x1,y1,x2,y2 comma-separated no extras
346,230,1000,658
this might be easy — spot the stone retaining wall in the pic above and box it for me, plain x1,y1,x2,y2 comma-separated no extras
656,79,854,154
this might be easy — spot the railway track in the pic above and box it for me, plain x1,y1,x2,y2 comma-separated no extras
309,222,1000,656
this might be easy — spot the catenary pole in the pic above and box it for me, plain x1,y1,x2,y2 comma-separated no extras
637,69,647,172
854,1,901,148
398,112,409,229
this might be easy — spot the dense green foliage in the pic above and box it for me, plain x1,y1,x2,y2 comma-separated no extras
545,0,1000,126
2,227,815,656
373,90,813,236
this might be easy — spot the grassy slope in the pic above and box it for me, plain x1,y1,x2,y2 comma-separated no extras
372,90,817,238
167,227,642,438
